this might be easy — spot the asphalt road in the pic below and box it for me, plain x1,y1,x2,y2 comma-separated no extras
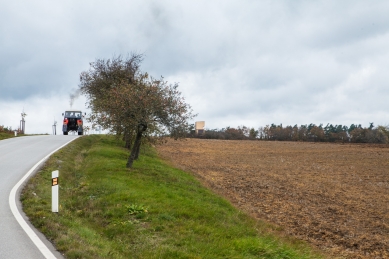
0,135,78,259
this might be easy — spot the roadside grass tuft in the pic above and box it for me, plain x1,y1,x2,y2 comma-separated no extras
21,135,324,259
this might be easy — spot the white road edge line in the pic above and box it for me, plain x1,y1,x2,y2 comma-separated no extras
9,137,79,259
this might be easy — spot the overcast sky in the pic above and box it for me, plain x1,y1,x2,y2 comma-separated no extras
1,0,389,134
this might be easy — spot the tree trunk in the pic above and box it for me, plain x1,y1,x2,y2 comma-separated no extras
124,133,133,149
123,128,133,149
134,141,141,160
126,124,146,168
125,139,131,149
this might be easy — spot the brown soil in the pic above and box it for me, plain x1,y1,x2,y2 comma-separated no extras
156,139,389,259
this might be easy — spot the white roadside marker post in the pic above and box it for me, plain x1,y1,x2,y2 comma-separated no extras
52,170,59,213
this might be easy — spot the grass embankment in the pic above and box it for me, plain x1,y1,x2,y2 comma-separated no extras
21,135,323,259
0,132,17,140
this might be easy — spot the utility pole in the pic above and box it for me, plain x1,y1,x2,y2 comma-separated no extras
20,109,27,134
52,119,57,135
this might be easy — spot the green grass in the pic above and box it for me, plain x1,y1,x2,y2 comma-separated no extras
0,132,28,140
21,135,324,259
0,132,16,140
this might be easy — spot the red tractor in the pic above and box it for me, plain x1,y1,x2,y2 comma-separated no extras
62,110,85,135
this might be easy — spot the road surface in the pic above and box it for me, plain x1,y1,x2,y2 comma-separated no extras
0,135,78,259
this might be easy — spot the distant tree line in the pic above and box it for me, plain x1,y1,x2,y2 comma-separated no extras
187,125,259,140
0,125,22,134
187,123,389,144
0,125,13,133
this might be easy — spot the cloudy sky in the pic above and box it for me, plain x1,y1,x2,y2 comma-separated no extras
1,0,389,134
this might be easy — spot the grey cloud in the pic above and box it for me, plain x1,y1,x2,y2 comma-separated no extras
1,0,389,133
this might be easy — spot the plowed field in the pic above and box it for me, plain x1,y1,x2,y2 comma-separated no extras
156,139,389,258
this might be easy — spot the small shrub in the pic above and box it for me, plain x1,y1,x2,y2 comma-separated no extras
126,204,148,215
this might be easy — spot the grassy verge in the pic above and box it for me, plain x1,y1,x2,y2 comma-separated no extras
21,135,324,259
0,132,28,140
0,132,16,140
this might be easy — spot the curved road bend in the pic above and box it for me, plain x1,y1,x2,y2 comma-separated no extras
0,135,78,259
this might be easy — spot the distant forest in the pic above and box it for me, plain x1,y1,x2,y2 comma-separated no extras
4,122,388,144
187,123,389,144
